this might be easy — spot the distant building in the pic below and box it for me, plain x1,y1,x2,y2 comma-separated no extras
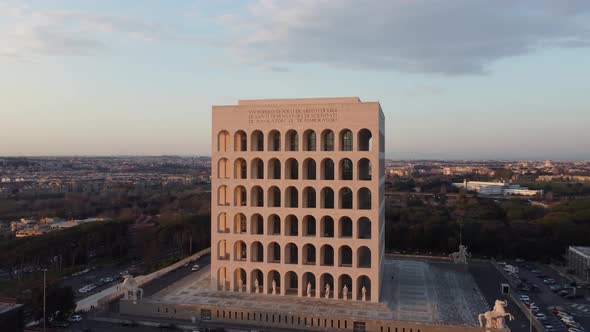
453,180,542,196
568,246,590,282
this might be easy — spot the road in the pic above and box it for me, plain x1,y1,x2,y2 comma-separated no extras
469,260,537,332
61,262,137,300
142,255,211,298
498,259,590,331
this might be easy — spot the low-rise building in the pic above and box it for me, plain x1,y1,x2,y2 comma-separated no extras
568,246,590,282
453,180,542,196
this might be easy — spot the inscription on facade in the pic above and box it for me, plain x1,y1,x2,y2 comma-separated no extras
248,108,338,124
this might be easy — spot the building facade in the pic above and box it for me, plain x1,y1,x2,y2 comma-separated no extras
211,97,384,302
568,246,590,282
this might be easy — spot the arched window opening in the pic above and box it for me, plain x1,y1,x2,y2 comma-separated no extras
251,242,264,262
339,246,352,267
267,270,280,294
357,246,371,268
302,272,316,297
285,130,298,151
267,242,281,263
358,217,371,239
217,240,229,260
358,129,372,151
303,245,316,265
320,273,334,298
356,276,371,301
340,129,353,151
217,158,230,179
320,245,334,266
358,158,371,181
303,158,316,180
285,186,298,208
285,243,298,264
234,158,247,179
340,158,353,180
339,217,353,238
218,130,230,152
321,159,334,180
233,268,246,292
339,187,353,209
358,188,371,210
321,130,334,151
285,215,298,236
303,216,316,236
268,158,281,179
303,187,316,208
217,185,229,206
338,275,352,300
321,216,334,237
268,186,281,207
251,158,264,179
251,130,264,151
268,130,281,151
217,212,229,233
251,214,263,235
267,214,281,235
251,269,263,293
234,241,247,261
284,271,298,296
303,130,316,151
217,267,229,290
234,130,247,152
234,213,247,234
234,186,247,206
250,186,263,207
285,158,299,180
320,187,334,209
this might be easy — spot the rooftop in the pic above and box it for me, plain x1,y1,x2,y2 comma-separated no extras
571,246,590,257
0,301,23,315
237,97,362,106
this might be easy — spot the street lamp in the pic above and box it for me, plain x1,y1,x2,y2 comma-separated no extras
43,268,47,332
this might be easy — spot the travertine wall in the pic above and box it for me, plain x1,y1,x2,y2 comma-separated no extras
211,97,385,302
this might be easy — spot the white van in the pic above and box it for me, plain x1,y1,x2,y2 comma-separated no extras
504,265,518,274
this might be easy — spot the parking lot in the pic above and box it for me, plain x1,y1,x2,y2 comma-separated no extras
496,259,590,332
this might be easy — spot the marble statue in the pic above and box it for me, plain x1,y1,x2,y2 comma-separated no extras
342,285,348,300
478,299,514,329
254,278,259,293
272,279,277,295
122,275,143,303
324,283,330,299
361,286,367,302
449,244,471,264
306,282,312,297
238,278,243,292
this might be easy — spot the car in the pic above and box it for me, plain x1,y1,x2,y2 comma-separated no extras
544,278,556,285
549,285,562,292
531,269,540,273
68,315,83,322
534,313,547,320
568,328,585,332
561,317,576,324
566,322,584,329
191,264,200,271
120,319,137,327
497,261,507,266
157,322,175,329
518,294,530,301
558,290,570,297
529,304,540,311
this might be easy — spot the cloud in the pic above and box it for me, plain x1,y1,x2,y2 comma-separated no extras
0,3,163,60
220,0,590,75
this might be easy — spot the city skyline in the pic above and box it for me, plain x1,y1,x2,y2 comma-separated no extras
2,0,590,159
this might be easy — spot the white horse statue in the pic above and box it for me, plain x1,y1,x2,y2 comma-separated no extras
478,299,514,329
122,275,143,303
449,244,471,264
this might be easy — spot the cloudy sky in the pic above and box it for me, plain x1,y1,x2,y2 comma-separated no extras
1,0,589,159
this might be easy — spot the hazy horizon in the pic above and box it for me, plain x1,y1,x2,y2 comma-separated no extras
2,1,589,159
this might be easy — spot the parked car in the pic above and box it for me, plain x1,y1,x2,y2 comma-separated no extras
518,294,530,301
534,313,547,321
558,290,570,297
120,319,137,327
549,285,562,292
157,322,175,329
68,315,82,322
191,264,200,271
